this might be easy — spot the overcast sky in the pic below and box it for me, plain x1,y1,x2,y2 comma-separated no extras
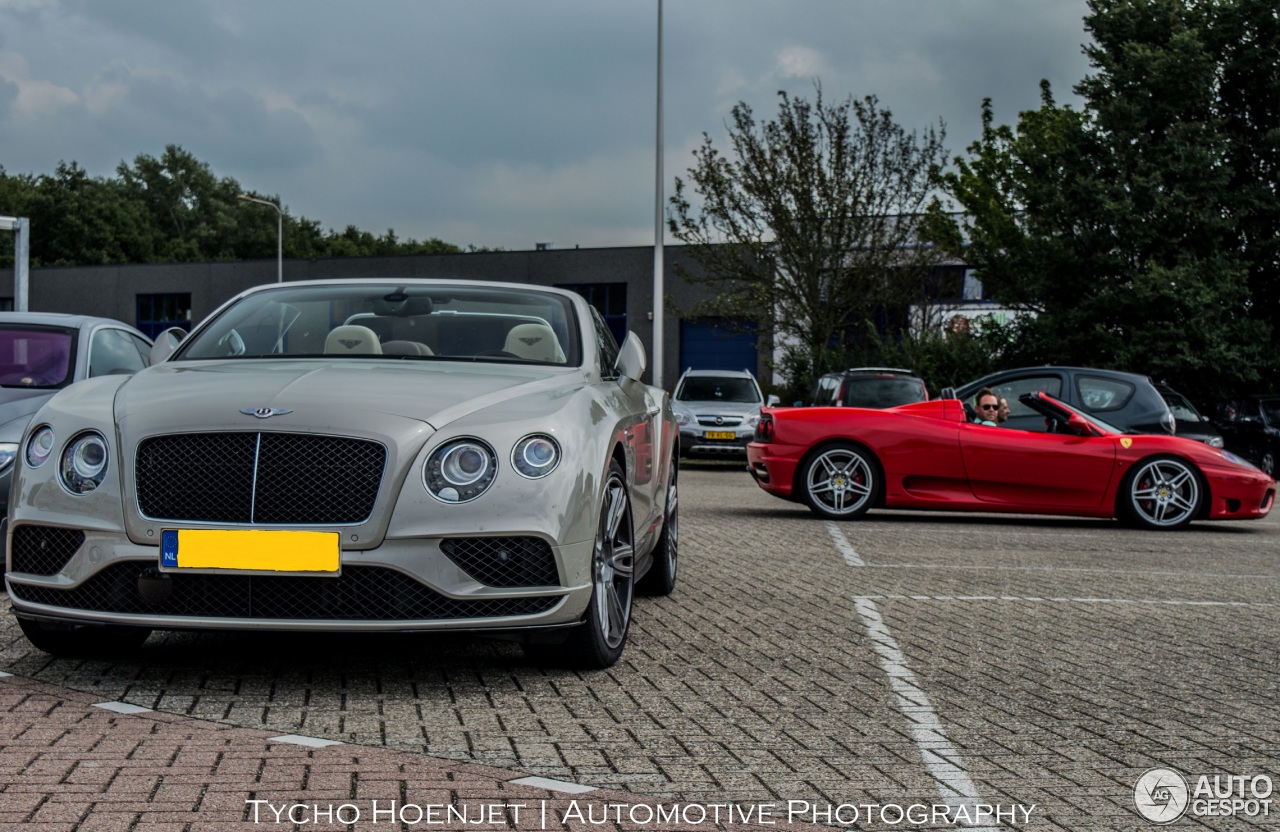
0,0,1093,252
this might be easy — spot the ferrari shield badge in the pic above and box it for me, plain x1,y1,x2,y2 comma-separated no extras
1120,438,1133,448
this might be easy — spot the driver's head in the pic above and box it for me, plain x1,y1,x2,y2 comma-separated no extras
975,388,1000,420
996,397,1010,424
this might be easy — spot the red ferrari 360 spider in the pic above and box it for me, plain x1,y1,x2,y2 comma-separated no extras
746,391,1275,530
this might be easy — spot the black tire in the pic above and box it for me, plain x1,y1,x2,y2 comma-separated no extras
527,459,634,669
797,442,880,521
18,617,152,657
1260,450,1276,478
637,455,678,597
1118,455,1203,530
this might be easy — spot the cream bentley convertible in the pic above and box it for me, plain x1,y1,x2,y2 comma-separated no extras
5,280,678,669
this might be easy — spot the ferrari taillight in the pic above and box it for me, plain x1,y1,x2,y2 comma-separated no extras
755,414,774,442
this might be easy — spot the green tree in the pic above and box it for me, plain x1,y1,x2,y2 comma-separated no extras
668,88,950,389
942,0,1276,402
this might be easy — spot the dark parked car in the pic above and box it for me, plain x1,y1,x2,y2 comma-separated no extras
0,313,153,574
1214,395,1280,477
947,366,1175,436
807,367,928,408
1155,383,1223,448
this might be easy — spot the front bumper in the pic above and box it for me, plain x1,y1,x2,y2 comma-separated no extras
4,527,593,633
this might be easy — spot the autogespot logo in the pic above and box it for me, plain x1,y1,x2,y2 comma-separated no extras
1135,768,1190,824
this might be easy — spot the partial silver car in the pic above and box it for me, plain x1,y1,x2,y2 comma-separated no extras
6,280,678,669
0,313,152,571
672,368,776,457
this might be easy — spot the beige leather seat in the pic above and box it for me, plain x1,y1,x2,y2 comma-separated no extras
324,325,382,355
381,340,434,356
503,323,565,362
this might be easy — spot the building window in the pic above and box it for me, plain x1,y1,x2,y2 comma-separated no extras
0,298,12,312
136,293,192,339
556,283,626,346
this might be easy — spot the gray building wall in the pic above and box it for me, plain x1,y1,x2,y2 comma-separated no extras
21,245,767,390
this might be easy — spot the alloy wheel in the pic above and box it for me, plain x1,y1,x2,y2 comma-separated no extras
1129,458,1199,527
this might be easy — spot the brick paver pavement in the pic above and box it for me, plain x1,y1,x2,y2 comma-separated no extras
3,464,1278,830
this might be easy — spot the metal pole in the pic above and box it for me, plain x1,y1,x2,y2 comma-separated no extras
652,0,665,388
0,216,29,311
237,194,284,283
276,210,283,283
15,218,28,311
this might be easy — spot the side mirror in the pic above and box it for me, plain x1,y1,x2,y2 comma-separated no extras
148,327,188,364
1067,412,1099,437
766,394,780,407
614,331,646,381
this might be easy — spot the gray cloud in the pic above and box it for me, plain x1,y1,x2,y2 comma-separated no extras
0,0,1092,249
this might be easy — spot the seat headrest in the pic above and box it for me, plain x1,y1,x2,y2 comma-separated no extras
503,323,565,362
324,325,382,355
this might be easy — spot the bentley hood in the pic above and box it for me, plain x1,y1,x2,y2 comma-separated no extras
112,359,582,439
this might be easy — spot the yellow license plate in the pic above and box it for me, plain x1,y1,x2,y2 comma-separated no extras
160,529,340,573
704,431,737,440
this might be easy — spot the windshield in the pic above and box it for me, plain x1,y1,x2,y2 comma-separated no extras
0,325,76,389
676,377,761,404
178,283,581,366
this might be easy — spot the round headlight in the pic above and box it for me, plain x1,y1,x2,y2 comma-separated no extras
25,425,55,468
424,439,497,503
512,434,561,479
60,431,110,494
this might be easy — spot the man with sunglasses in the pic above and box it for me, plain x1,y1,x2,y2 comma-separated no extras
974,388,1001,426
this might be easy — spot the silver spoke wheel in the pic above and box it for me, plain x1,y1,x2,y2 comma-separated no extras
593,474,634,650
804,446,875,518
1128,458,1200,528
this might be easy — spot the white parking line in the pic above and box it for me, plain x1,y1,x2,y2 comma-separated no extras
864,563,1278,580
862,594,1280,608
824,521,864,566
853,597,997,830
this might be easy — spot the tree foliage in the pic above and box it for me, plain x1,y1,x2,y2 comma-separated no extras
942,0,1279,403
0,144,468,268
668,88,950,386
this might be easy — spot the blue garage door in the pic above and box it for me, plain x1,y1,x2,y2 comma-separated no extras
680,319,758,373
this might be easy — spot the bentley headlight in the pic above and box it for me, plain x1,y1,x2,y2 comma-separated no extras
512,434,561,479
60,431,110,494
424,439,497,503
0,442,17,474
25,426,55,468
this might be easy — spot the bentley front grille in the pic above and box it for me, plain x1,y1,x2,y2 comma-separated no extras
10,561,562,621
440,536,560,587
136,432,386,524
10,525,85,576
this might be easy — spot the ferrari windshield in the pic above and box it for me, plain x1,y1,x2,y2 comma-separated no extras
0,325,76,389
178,283,581,366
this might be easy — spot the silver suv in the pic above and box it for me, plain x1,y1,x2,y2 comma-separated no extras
672,368,777,457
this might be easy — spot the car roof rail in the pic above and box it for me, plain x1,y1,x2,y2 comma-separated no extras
845,366,914,374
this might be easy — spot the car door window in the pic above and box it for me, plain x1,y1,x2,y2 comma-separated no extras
990,376,1062,418
129,334,153,367
89,328,147,377
1076,376,1134,412
590,307,620,379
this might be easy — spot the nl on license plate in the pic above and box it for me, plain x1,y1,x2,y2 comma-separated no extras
704,430,737,440
160,528,340,573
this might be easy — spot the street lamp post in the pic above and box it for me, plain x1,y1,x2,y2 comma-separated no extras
237,194,283,283
652,0,665,388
